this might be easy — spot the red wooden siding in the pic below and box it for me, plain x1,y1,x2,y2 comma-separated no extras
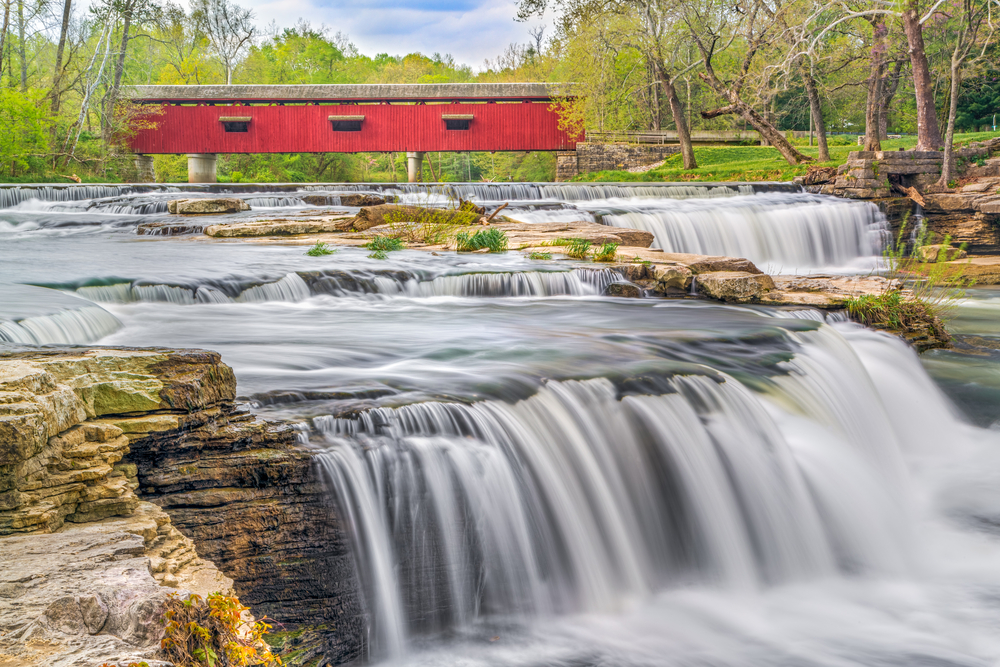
129,102,582,154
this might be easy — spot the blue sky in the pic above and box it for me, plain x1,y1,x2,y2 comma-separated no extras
248,0,547,67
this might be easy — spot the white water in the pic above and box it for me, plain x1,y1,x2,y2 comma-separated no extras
310,322,991,662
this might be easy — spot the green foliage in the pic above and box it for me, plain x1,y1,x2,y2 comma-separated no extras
631,256,652,266
0,89,52,178
528,251,553,260
365,235,405,259
159,592,283,667
592,243,619,262
565,238,591,259
305,242,336,256
455,228,509,252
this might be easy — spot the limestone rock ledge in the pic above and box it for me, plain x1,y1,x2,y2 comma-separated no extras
0,347,365,666
0,502,231,667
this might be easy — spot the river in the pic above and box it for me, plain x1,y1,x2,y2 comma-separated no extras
3,183,1000,666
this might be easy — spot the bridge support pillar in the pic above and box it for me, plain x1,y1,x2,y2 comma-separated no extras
134,154,156,182
406,151,424,183
187,153,217,184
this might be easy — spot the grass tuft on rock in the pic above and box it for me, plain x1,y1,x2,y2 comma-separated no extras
455,228,508,253
565,238,591,259
305,242,336,256
592,243,619,262
365,235,405,259
527,251,553,260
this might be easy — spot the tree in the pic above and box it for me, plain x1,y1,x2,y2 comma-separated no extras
192,0,254,85
49,0,73,112
682,0,812,165
901,0,944,150
936,0,998,187
0,88,51,175
517,0,699,169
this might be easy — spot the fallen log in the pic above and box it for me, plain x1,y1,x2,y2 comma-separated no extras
334,204,484,231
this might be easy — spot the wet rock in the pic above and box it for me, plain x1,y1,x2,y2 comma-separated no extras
137,221,206,236
205,217,352,237
339,193,387,207
915,244,968,262
168,198,250,215
696,271,775,303
651,263,694,290
657,253,763,275
603,282,643,298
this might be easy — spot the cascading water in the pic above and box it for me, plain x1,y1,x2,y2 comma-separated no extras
6,183,1000,667
310,323,921,658
598,193,889,272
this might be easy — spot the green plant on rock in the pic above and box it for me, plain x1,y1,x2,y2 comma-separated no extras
454,228,508,252
565,238,591,259
365,235,405,259
159,592,283,667
631,256,652,266
305,242,336,256
592,243,619,262
527,251,553,260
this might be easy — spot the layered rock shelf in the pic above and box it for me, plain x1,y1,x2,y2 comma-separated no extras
0,347,365,666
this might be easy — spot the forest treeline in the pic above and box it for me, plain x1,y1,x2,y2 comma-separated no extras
0,0,998,183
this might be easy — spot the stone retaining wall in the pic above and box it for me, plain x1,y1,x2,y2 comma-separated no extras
556,142,681,181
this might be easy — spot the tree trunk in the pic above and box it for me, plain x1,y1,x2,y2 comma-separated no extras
0,0,10,75
16,0,26,91
105,12,132,137
879,60,905,140
938,57,962,188
702,99,811,164
802,68,830,161
49,0,73,113
903,2,943,150
864,55,883,151
657,68,697,169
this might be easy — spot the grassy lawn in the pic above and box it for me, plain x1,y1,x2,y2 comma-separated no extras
575,131,1000,183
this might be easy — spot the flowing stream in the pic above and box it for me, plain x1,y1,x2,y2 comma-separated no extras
3,184,1000,665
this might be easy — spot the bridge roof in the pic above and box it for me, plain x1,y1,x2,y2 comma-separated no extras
127,83,573,102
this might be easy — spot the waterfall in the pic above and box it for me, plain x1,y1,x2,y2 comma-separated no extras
600,194,889,270
311,324,916,658
71,269,624,304
0,305,121,344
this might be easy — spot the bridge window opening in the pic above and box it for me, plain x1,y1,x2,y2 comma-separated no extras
329,115,365,131
443,114,473,130
219,116,251,132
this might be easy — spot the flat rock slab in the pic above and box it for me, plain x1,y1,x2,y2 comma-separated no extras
941,255,1000,284
493,221,655,249
168,198,250,215
205,217,352,237
762,275,900,308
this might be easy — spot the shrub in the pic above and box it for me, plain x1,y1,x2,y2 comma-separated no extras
365,235,405,259
159,592,283,667
566,238,591,259
528,251,553,260
592,243,619,262
305,242,336,256
455,228,508,252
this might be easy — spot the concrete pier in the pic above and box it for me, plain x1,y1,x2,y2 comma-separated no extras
187,153,218,183
133,154,156,182
407,151,424,183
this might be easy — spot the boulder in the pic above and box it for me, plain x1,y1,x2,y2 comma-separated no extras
915,244,968,262
657,252,763,275
301,194,387,207
168,198,250,215
651,263,694,290
603,282,643,298
696,271,775,303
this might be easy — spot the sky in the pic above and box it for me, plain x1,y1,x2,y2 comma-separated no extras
245,0,548,68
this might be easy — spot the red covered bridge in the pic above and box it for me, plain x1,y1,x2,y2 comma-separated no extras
126,83,580,182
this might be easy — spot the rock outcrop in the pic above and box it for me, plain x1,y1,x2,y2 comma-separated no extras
696,271,776,303
168,198,250,215
0,348,366,666
205,217,352,237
